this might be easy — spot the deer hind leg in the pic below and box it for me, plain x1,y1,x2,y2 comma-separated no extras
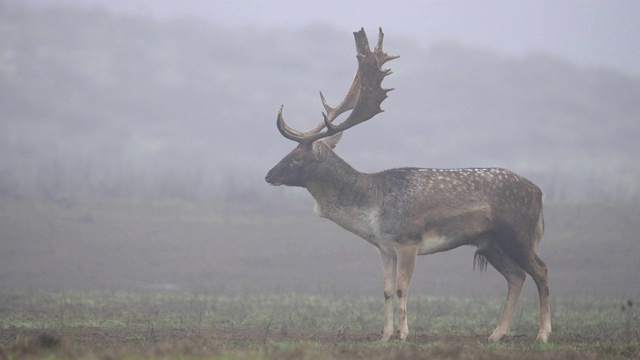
378,249,397,342
516,251,551,343
394,243,419,341
478,243,526,342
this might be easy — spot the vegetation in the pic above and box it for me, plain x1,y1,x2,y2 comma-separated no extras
0,291,638,359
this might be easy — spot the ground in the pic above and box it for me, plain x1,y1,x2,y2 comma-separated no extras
0,291,638,359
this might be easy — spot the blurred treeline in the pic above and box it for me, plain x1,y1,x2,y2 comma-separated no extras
1,1,639,202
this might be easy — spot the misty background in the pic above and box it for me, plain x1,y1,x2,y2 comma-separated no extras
1,1,639,299
3,0,640,201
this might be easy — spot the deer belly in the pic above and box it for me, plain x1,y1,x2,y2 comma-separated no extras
418,232,461,255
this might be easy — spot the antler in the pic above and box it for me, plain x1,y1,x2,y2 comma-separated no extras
277,27,398,144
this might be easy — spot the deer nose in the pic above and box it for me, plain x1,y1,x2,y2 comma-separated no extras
265,169,274,183
265,168,284,186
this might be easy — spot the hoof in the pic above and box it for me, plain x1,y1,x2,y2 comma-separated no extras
536,331,550,343
488,330,506,343
379,332,393,343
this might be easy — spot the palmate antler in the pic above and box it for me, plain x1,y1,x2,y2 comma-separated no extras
277,27,399,144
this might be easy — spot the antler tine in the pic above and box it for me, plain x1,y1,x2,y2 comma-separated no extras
276,27,398,144
322,27,397,135
276,105,306,142
375,27,400,65
275,90,344,143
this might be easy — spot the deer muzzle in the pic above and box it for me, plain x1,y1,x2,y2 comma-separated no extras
264,168,282,186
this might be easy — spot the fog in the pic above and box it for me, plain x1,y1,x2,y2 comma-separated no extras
1,1,639,299
22,0,640,75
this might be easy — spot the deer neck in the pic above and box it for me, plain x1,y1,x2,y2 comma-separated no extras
305,151,375,219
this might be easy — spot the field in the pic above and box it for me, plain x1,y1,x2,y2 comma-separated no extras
0,197,639,358
1,291,638,359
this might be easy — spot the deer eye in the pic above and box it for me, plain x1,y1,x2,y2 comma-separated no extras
291,157,303,166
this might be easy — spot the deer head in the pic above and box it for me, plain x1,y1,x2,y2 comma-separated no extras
265,28,398,188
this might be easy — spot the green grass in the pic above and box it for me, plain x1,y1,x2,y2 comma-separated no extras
4,292,633,338
0,291,637,359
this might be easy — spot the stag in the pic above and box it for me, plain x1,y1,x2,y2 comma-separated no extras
265,28,551,343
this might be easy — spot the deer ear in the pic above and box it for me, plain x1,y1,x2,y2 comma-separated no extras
317,131,343,149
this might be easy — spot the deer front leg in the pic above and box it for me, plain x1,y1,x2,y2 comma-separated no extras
394,242,419,341
378,249,397,342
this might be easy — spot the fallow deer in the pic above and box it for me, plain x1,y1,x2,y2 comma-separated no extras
265,28,551,343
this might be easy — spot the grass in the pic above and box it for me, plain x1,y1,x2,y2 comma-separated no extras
0,291,638,359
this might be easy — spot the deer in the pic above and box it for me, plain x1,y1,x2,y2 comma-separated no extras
265,28,551,343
